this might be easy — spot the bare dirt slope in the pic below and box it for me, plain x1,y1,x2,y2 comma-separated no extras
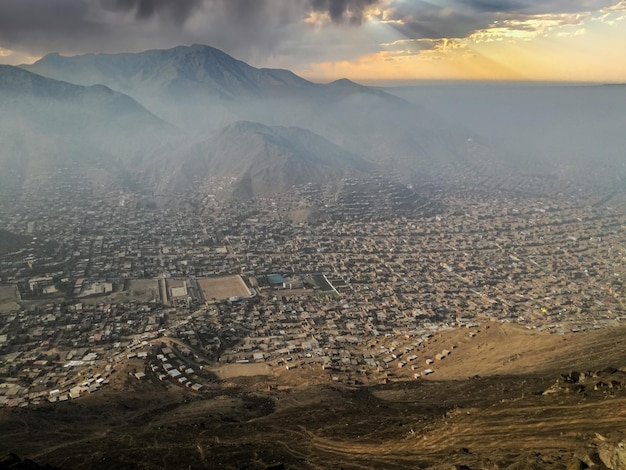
2,324,626,469
413,322,626,379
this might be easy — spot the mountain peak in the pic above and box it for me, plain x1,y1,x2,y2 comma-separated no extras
324,77,370,92
38,52,61,61
144,121,371,199
165,43,236,60
330,78,358,85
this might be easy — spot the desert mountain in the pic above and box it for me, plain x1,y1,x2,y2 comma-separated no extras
22,44,318,132
22,45,485,181
24,44,314,100
0,62,393,206
17,44,623,198
140,121,373,199
0,65,175,195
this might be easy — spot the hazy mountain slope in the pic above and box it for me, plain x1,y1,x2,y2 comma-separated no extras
141,121,372,199
22,45,486,182
22,44,318,132
0,64,170,136
24,44,314,99
0,65,176,195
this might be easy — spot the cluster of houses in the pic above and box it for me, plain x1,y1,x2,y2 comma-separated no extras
146,346,204,392
1,166,625,404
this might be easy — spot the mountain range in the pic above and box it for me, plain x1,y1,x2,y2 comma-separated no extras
0,64,176,195
4,43,621,205
21,44,404,133
17,45,487,189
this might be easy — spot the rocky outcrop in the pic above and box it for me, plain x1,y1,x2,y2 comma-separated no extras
543,368,625,396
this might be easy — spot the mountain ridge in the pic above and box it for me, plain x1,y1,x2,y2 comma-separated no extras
24,44,318,100
11,44,506,201
21,44,422,136
140,120,373,199
0,65,177,196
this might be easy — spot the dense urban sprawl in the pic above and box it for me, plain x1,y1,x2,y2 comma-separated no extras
1,170,625,407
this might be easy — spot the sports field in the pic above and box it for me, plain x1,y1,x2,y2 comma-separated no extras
197,275,251,301
212,363,271,379
0,285,19,313
81,279,159,304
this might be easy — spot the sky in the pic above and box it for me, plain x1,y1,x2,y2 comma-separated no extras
0,0,625,84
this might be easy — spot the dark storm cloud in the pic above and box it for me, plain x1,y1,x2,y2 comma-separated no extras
387,1,484,40
456,0,616,15
0,0,622,67
308,0,380,24
182,0,305,64
101,0,203,24
458,0,525,13
0,0,99,41
0,0,296,64
384,0,620,42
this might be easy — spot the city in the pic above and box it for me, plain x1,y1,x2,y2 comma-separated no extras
2,0,626,466
2,170,625,408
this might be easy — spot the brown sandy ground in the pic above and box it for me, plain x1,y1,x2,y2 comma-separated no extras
1,324,626,469
197,276,251,301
